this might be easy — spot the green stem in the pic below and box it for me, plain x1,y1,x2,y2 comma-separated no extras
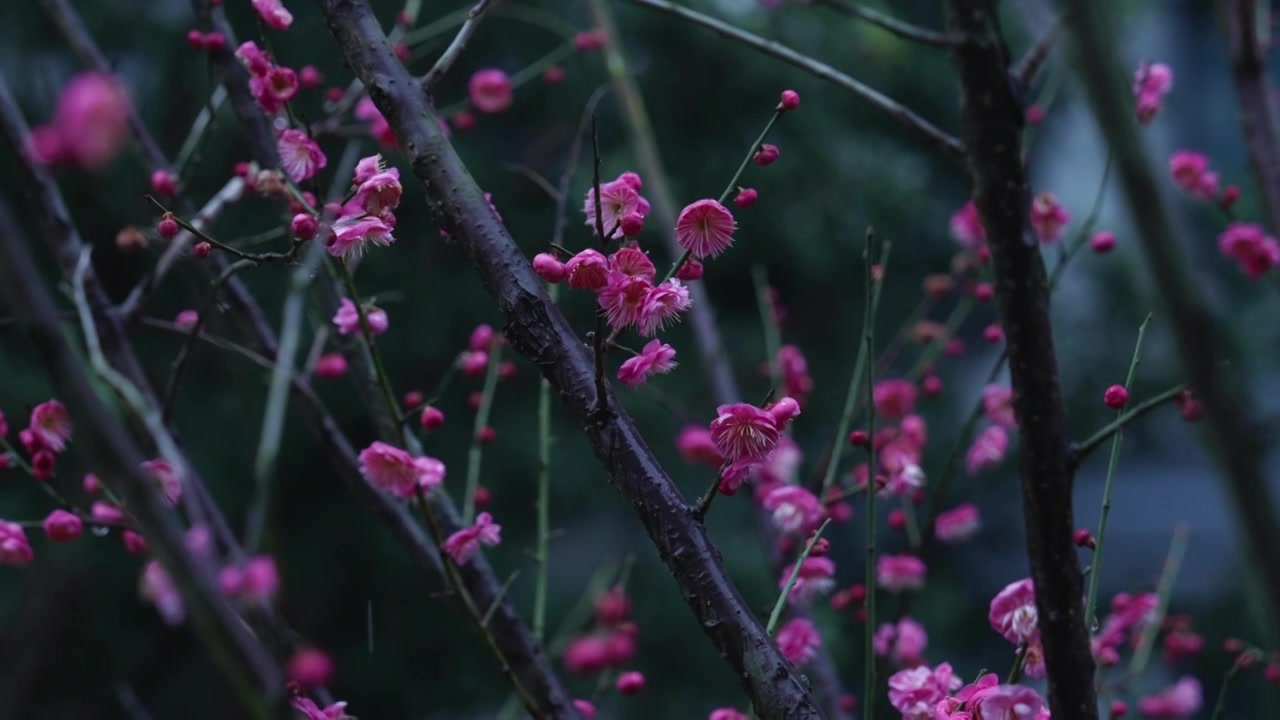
1128,523,1190,677
462,342,502,525
660,111,783,284
753,265,783,392
336,260,401,425
1211,651,1262,720
863,231,881,720
820,238,891,493
1083,314,1152,633
533,287,556,643
766,519,833,634
1072,383,1187,465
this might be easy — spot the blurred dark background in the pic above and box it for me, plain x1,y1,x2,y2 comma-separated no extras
2,0,1278,717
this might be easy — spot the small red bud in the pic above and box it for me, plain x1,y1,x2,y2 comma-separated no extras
982,324,1004,344
675,259,704,281
808,537,831,557
478,426,497,444
1109,700,1127,718
499,361,517,380
1074,528,1096,549
1026,105,1046,124
752,143,780,166
922,375,943,396
944,338,965,357
778,89,800,111
973,282,994,302
393,43,410,62
420,406,445,430
1090,231,1117,254
1103,385,1129,409
544,66,566,84
156,215,180,240
402,391,424,409
186,29,206,49
887,509,906,529
192,242,212,259
1220,185,1241,210
735,187,759,208
299,65,323,89
452,110,476,130
32,450,56,480
848,430,869,447
619,212,645,237
151,170,178,196
123,530,148,555
292,213,319,241
473,485,491,510
325,87,344,104
203,32,227,52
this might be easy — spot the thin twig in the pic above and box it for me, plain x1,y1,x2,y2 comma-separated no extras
862,230,881,720
1127,524,1190,677
161,259,257,422
463,342,502,524
122,178,246,320
817,0,962,48
1083,314,1152,634
422,0,499,92
1012,10,1066,90
624,0,965,165
1067,383,1186,469
766,519,833,633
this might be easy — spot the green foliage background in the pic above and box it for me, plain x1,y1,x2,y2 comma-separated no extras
1,0,1277,718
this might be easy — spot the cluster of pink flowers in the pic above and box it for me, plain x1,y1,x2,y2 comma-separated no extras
1133,61,1174,124
927,672,1049,720
877,553,927,592
0,521,34,566
236,41,298,114
563,586,639,675
2,400,75,482
776,344,814,407
27,72,130,169
357,441,446,499
710,396,801,491
886,662,963,718
332,297,389,336
1138,676,1202,718
322,154,403,259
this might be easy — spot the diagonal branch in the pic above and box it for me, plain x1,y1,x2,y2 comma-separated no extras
624,0,965,165
0,200,284,715
313,0,824,716
942,2,1097,718
587,1,850,716
1012,10,1066,90
422,0,499,92
817,0,962,48
1068,0,1280,647
1223,0,1280,234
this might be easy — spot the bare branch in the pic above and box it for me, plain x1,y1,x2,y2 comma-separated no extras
818,0,962,48
942,2,1097,717
422,0,499,92
1067,0,1280,643
313,0,823,715
625,0,966,165
1223,0,1280,234
587,1,851,715
1067,383,1186,470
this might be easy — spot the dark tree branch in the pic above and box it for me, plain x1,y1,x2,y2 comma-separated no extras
313,1,824,716
1012,10,1065,90
1067,0,1280,644
942,3,1098,718
624,0,966,165
587,1,850,716
422,0,498,92
818,0,962,48
1224,0,1280,234
192,0,281,169
0,200,284,714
